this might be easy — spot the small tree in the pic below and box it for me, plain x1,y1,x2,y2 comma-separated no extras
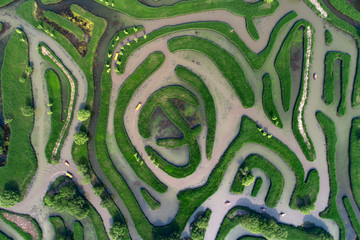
25,66,33,75
77,109,91,122
0,189,20,208
19,77,26,83
73,131,89,145
21,106,34,117
93,184,104,196
110,222,127,240
100,195,112,208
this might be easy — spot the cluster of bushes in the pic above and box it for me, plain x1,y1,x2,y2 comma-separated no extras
190,209,211,240
0,189,20,208
109,221,128,240
44,177,90,219
231,167,255,194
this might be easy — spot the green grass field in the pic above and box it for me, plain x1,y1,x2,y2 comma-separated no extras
343,196,360,236
0,29,37,198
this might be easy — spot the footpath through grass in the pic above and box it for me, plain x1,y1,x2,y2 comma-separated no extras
168,36,255,108
316,111,346,240
0,29,37,198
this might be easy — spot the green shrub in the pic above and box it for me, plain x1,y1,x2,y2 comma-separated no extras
325,30,333,45
190,209,211,240
73,131,89,145
44,177,90,219
20,106,34,117
77,109,91,121
0,189,20,208
110,222,128,240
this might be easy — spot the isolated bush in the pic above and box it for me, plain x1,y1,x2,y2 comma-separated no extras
25,66,32,75
18,77,26,83
110,222,127,239
21,106,34,117
73,131,89,145
0,189,20,208
77,109,91,122
100,195,112,208
93,184,104,196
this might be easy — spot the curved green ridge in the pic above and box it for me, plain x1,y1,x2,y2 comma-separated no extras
138,85,199,139
0,29,37,199
175,65,216,160
245,17,259,41
113,51,168,193
323,51,350,116
44,69,65,163
43,10,85,40
168,36,255,108
216,206,333,240
327,0,360,22
349,117,360,209
262,74,283,128
73,221,84,240
275,19,308,112
343,196,360,235
291,21,316,162
93,0,279,19
117,12,297,74
236,154,284,208
316,111,345,240
140,188,161,210
138,85,202,178
145,141,201,178
251,178,263,197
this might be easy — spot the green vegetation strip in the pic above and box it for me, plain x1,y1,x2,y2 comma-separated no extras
245,17,259,41
316,111,345,240
251,178,263,197
262,74,283,128
41,0,62,4
349,117,360,209
328,0,360,22
113,51,167,192
116,12,297,74
93,0,279,19
291,22,316,162
140,188,160,210
323,51,350,116
44,69,66,162
275,20,307,112
0,0,14,7
73,221,84,240
216,206,333,240
190,209,211,240
0,29,37,198
49,216,71,240
0,232,11,240
87,205,109,240
343,196,360,235
232,154,284,208
175,65,216,159
168,36,255,108
43,10,84,40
